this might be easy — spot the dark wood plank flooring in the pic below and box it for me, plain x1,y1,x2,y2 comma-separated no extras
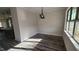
8,33,66,51
30,33,66,51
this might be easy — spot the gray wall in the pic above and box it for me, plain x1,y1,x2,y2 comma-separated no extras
11,8,21,42
38,9,66,36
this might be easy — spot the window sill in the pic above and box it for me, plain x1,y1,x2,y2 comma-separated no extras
64,30,79,51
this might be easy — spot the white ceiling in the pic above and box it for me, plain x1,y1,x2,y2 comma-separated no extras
24,7,67,13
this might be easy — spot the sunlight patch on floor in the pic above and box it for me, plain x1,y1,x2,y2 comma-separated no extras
8,38,43,51
24,38,43,42
14,42,38,48
14,38,42,48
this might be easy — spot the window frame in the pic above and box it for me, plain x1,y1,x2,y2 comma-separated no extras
65,8,72,32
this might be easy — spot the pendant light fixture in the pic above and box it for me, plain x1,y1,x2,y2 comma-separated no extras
40,7,45,19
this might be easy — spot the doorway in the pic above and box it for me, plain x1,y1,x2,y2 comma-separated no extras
0,7,18,50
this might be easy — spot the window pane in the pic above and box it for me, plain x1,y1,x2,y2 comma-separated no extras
66,22,69,31
0,22,2,27
69,21,74,35
68,10,71,21
66,9,71,31
71,8,77,20
74,21,79,43
8,19,12,28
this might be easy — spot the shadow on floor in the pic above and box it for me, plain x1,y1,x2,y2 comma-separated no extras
0,39,19,51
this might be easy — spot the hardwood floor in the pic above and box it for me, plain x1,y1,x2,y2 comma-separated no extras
8,33,66,51
31,33,66,51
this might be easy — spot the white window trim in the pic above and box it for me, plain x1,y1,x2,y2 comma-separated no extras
64,30,79,51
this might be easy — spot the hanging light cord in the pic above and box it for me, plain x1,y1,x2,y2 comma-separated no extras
40,7,45,19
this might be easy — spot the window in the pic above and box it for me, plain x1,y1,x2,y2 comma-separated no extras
66,8,71,31
0,16,12,28
69,8,77,35
74,20,79,43
65,7,79,44
0,22,2,27
74,8,79,43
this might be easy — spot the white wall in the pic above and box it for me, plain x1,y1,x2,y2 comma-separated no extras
11,7,38,42
11,7,66,42
38,9,66,36
16,8,38,42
